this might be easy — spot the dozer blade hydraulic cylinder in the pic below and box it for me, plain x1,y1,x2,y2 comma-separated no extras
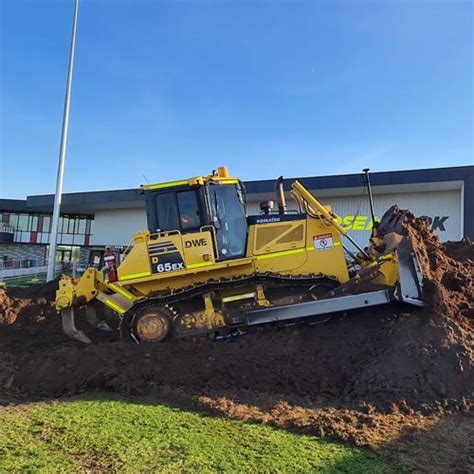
61,308,92,344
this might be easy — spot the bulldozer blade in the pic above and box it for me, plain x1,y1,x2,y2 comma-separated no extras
395,238,424,307
378,205,411,236
62,308,92,344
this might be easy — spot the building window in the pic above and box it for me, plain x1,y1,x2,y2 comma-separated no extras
17,214,29,231
42,216,51,232
30,215,38,232
68,218,75,234
9,214,18,229
1,212,92,238
78,218,87,234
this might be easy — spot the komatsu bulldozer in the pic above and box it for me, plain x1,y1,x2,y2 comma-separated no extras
56,166,424,344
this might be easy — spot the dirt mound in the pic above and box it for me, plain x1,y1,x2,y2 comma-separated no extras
0,280,59,327
0,211,472,453
0,288,27,325
4,278,60,300
442,237,474,264
404,212,473,325
344,206,473,403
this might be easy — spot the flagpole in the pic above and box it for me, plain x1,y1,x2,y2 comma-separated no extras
47,0,80,281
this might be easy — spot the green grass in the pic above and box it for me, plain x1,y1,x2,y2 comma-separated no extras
1,274,46,287
0,398,391,473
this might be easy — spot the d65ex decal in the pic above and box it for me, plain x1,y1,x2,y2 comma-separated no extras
149,252,185,273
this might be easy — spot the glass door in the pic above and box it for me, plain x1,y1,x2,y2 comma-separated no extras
208,183,248,260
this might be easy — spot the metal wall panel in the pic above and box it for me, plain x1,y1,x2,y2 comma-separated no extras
59,234,74,245
91,208,148,246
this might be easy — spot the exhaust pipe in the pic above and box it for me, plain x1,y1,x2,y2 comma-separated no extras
362,168,378,233
275,176,287,214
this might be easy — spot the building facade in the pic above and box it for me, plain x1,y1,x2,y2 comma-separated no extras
1,165,472,273
0,199,94,273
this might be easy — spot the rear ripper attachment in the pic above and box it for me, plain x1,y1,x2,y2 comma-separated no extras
55,166,425,344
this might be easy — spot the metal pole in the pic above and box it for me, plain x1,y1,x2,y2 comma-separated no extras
362,168,377,229
47,0,80,282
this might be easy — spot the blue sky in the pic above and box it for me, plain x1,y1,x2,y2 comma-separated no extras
1,0,472,199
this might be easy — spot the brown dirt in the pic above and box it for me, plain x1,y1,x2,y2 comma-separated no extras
0,279,59,326
443,237,474,264
0,211,472,471
0,288,29,326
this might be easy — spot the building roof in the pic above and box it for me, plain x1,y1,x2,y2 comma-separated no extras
0,199,30,213
26,188,143,214
246,165,473,193
2,164,473,213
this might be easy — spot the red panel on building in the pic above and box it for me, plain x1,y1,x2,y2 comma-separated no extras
2,213,9,224
84,234,90,246
30,231,38,243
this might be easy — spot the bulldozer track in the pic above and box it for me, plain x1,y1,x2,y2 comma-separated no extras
120,272,340,342
132,272,339,307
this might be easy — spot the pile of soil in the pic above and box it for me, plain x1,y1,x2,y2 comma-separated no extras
0,212,472,465
348,206,473,403
443,237,474,264
0,279,58,327
0,288,28,326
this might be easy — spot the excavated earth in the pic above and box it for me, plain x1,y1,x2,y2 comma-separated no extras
0,213,472,471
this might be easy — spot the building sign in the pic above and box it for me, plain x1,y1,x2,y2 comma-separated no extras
335,215,379,231
336,215,449,232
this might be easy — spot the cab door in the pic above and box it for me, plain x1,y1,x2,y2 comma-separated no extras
207,183,248,260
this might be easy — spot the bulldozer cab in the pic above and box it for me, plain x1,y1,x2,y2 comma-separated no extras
142,168,248,261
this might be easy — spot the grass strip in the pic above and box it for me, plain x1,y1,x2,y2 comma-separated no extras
0,397,392,472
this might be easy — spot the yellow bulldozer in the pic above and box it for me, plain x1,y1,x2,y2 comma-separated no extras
56,166,424,344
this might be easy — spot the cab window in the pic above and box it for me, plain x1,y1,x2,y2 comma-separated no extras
209,184,247,259
177,191,201,230
155,190,201,232
156,193,179,231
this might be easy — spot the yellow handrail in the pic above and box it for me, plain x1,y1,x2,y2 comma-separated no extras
291,180,371,260
291,181,348,236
